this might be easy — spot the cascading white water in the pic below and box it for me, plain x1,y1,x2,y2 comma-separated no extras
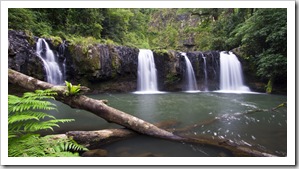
36,38,64,85
201,53,208,91
181,52,199,92
136,49,161,94
219,51,250,93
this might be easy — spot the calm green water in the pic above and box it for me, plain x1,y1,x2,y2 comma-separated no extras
48,92,287,157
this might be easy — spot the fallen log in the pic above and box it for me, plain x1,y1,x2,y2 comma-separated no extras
8,69,278,157
65,120,180,150
8,69,183,141
66,129,136,150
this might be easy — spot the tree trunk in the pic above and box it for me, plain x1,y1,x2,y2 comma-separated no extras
8,69,278,157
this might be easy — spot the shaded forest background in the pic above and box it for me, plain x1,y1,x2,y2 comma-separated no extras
8,8,287,92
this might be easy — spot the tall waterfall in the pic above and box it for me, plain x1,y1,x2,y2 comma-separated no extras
181,52,199,92
219,51,250,93
36,38,64,85
136,49,160,94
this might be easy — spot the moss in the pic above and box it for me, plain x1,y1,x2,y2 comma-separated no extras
165,73,180,85
68,44,100,75
108,45,121,78
104,39,117,46
266,78,273,94
67,36,102,54
48,36,63,47
153,48,169,56
24,30,35,46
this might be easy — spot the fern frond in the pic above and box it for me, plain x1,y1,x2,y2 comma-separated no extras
8,89,84,157
8,114,39,124
17,110,56,120
46,119,75,124
10,99,56,113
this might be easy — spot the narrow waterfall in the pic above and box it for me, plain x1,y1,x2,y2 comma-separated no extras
219,51,250,92
136,49,160,94
201,53,208,91
181,52,199,92
36,38,64,85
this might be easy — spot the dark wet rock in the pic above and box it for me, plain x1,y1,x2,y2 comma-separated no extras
218,152,228,157
136,152,159,157
82,149,108,157
8,30,44,81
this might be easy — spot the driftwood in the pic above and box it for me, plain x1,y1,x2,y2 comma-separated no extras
8,69,278,157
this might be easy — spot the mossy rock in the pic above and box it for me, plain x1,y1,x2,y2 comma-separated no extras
108,45,121,78
68,44,101,75
24,30,35,46
48,36,63,47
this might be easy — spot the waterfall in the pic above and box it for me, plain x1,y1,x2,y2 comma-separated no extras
181,52,199,92
36,38,64,85
219,51,250,93
201,53,208,91
135,49,161,94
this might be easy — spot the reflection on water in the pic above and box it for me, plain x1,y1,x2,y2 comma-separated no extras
46,92,287,156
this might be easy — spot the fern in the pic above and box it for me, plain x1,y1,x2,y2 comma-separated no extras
65,81,81,96
8,89,87,157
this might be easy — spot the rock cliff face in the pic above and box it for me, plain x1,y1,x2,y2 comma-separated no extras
8,30,44,81
9,30,250,93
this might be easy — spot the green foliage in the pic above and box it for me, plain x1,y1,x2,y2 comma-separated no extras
101,9,134,43
42,36,63,47
65,81,81,96
8,89,86,157
231,9,287,82
65,9,104,39
153,49,169,55
67,35,101,54
8,8,36,32
9,134,87,157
